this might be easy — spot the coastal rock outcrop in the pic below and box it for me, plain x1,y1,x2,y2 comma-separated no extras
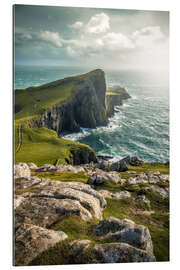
15,223,67,266
27,69,108,135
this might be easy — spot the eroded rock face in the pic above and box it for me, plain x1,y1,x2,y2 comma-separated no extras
14,177,106,227
14,163,31,179
99,190,131,200
27,163,38,170
15,223,67,266
87,169,122,185
149,185,169,198
95,217,154,255
68,240,155,264
92,242,156,263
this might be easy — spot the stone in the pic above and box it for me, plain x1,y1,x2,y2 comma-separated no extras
112,191,131,199
98,190,113,198
15,176,41,190
14,223,67,266
87,169,122,185
135,195,151,205
92,242,156,263
56,164,85,173
148,175,160,184
87,173,105,185
95,217,154,255
35,164,56,172
15,181,106,227
14,163,31,179
159,174,169,181
27,163,38,170
14,195,25,209
109,159,128,172
149,185,169,198
129,156,143,166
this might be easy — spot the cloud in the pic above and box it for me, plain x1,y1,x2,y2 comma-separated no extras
132,26,165,47
69,21,83,30
86,13,110,34
40,31,63,48
102,32,135,51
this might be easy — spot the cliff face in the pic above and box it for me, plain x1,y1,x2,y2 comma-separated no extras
106,90,131,118
28,69,108,136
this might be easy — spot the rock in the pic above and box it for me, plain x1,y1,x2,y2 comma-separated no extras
35,164,56,172
159,174,169,181
87,169,122,185
15,181,106,227
92,242,156,263
95,217,154,255
27,163,38,170
148,175,160,184
87,173,105,185
96,160,111,171
135,195,151,205
129,156,143,166
126,174,148,185
14,195,25,209
67,240,155,263
149,185,169,198
15,176,41,190
56,164,85,173
98,190,113,198
14,223,67,266
14,163,31,179
112,191,131,199
110,159,128,172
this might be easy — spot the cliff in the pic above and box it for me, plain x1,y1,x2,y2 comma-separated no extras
15,69,108,136
14,69,130,166
106,86,131,117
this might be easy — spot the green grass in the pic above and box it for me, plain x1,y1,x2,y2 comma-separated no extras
14,125,95,166
15,188,40,195
32,171,88,184
128,163,169,174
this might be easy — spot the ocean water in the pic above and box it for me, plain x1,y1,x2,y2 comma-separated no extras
14,65,169,162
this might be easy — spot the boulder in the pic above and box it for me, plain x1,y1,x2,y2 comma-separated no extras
87,173,105,185
27,163,38,170
92,242,156,263
15,181,106,227
129,156,143,166
14,163,31,179
135,195,151,206
149,185,169,198
112,191,131,200
15,176,41,190
95,217,154,255
34,164,56,172
109,159,128,172
68,240,155,263
14,223,67,266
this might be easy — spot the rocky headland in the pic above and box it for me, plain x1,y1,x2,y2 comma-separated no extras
14,70,169,265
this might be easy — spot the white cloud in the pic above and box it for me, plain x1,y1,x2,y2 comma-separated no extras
132,26,165,47
40,31,63,48
102,32,135,51
86,13,110,34
70,21,83,30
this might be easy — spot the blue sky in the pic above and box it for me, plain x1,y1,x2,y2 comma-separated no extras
14,5,169,71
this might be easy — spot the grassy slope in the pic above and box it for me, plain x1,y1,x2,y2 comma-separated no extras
14,70,101,165
29,163,169,265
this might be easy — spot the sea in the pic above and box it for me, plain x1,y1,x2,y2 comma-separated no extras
14,65,169,163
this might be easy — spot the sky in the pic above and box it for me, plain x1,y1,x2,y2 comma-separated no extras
14,5,169,71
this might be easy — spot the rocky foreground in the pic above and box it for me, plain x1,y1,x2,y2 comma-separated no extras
14,158,169,265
